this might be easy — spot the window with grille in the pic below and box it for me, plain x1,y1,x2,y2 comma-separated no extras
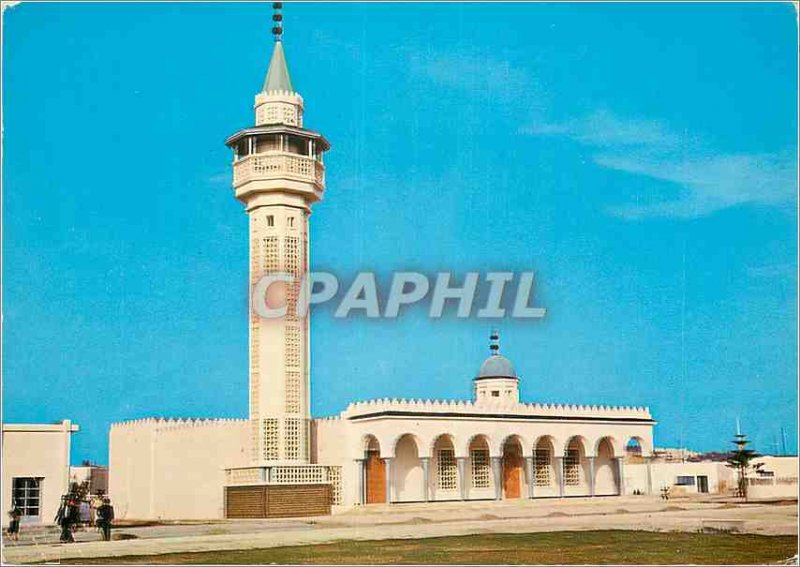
285,325,301,368
262,418,279,461
284,417,302,460
267,215,274,227
285,370,301,413
437,449,457,490
564,449,581,486
12,478,42,517
470,449,490,488
263,236,279,272
534,448,552,486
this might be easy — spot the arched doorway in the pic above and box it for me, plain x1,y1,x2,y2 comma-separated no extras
502,437,524,499
393,434,423,502
594,437,618,496
364,436,385,504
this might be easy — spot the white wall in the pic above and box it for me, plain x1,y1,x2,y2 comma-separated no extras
2,421,78,526
109,419,250,520
625,461,734,495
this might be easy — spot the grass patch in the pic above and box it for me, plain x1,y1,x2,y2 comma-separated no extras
63,530,798,565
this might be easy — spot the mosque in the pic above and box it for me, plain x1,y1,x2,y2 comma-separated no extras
109,7,655,520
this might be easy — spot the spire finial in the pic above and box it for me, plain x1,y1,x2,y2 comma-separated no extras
272,2,283,42
489,328,500,356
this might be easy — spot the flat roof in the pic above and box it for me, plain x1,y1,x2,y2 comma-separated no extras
2,421,80,433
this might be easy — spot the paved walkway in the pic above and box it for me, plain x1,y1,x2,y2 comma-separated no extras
3,496,797,564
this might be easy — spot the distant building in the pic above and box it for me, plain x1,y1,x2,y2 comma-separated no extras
2,420,79,526
70,463,109,496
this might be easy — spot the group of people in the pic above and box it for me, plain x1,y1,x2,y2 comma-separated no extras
54,494,115,543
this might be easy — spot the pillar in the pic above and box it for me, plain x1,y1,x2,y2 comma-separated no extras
420,457,430,502
615,457,625,496
491,456,502,500
646,456,653,495
588,457,595,497
384,457,393,504
457,457,468,500
525,456,535,499
355,459,365,505
555,456,565,497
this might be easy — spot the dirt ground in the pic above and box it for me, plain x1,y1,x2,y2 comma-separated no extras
3,495,797,564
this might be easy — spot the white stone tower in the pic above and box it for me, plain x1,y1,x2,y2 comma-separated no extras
225,7,329,465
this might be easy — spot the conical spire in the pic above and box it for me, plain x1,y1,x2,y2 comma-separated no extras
263,40,294,93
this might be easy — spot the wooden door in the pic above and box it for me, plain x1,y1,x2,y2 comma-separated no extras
503,453,522,499
365,451,386,504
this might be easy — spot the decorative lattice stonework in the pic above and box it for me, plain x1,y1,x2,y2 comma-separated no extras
284,417,303,460
263,236,279,272
227,467,262,485
564,449,581,486
327,466,342,505
262,418,279,461
437,449,457,491
285,325,301,368
470,449,491,488
534,448,552,486
285,370,301,414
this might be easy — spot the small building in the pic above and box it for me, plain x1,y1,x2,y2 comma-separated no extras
2,420,79,526
625,460,733,496
746,455,799,499
69,463,109,496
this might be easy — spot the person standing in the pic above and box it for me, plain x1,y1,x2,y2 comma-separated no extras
96,498,115,542
55,495,75,543
6,502,22,541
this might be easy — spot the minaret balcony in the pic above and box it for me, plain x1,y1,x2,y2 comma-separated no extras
233,151,325,190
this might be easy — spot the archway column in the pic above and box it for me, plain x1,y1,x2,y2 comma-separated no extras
555,456,565,497
615,457,625,496
587,457,596,497
457,457,468,500
384,457,393,504
491,456,502,500
525,456,534,499
355,458,365,505
420,457,430,502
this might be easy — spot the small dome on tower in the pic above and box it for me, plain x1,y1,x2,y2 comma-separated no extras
477,354,516,379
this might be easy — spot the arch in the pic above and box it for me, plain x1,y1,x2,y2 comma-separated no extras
364,435,385,504
501,435,525,499
497,433,528,458
563,435,589,457
593,435,621,458
463,432,495,458
532,435,557,495
429,433,456,457
466,435,493,496
391,433,424,459
594,436,619,496
431,434,459,500
392,433,423,502
625,436,647,463
563,435,590,494
361,434,381,455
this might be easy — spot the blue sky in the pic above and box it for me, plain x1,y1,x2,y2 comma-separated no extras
3,2,797,464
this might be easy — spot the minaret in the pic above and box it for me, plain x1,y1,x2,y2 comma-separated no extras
225,3,330,464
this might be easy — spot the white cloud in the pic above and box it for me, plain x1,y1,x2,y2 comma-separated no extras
524,110,797,220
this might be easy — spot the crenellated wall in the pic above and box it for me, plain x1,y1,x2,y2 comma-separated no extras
109,418,250,520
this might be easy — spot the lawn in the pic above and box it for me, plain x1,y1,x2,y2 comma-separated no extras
65,530,798,565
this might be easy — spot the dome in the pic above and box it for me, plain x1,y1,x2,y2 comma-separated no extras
477,354,517,379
